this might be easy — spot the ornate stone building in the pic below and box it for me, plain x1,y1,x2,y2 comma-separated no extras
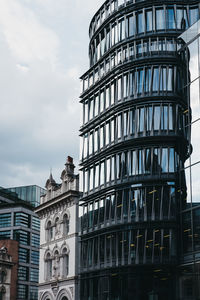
0,240,18,300
35,157,80,300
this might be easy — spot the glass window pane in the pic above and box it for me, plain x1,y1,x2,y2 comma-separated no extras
32,233,40,248
167,68,173,91
123,74,128,98
84,101,88,123
106,122,110,145
156,9,165,30
127,15,134,37
0,213,11,228
146,10,153,32
100,90,104,113
32,217,40,231
169,148,175,172
117,77,122,101
89,98,94,120
18,285,28,299
161,148,168,173
19,248,29,263
137,12,144,34
111,82,115,105
139,108,144,132
118,114,122,139
94,94,99,116
31,250,39,265
169,106,173,130
137,69,143,94
167,8,175,29
145,68,151,93
160,67,167,91
89,168,94,191
111,119,115,142
147,106,153,132
154,106,160,130
30,286,38,300
95,164,99,188
30,268,39,282
106,158,111,183
14,230,30,246
94,129,98,152
100,162,105,186
18,266,29,281
100,126,104,149
177,9,183,30
153,67,159,92
130,109,135,136
106,86,110,109
129,71,135,96
189,7,199,26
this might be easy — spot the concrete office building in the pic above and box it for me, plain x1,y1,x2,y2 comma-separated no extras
0,187,41,300
79,0,200,299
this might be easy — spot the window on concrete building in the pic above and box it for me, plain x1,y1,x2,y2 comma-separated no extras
30,286,38,300
0,213,11,228
0,270,6,283
63,215,69,236
14,212,30,228
30,268,39,282
46,220,53,242
18,266,29,281
17,285,28,299
31,250,39,265
19,247,29,263
46,252,52,280
62,248,69,277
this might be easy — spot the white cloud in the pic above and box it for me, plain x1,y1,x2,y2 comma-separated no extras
0,0,59,65
0,0,105,188
16,63,29,72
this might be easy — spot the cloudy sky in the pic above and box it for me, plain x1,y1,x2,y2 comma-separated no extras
0,0,104,188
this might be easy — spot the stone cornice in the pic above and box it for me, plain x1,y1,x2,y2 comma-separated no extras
40,233,78,248
35,190,81,218
38,276,78,287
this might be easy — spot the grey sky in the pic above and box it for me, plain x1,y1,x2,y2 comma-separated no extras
0,0,104,188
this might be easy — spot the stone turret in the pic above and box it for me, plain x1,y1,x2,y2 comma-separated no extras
41,156,79,204
61,157,78,193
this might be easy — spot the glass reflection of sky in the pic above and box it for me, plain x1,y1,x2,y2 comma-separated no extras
180,19,200,203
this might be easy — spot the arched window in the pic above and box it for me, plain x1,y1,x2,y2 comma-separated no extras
62,248,69,277
63,215,69,236
46,221,53,242
55,217,60,237
61,297,68,300
0,270,6,283
46,253,52,280
0,286,6,300
53,250,60,278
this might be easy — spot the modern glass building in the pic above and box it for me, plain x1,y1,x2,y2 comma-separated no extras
79,0,200,299
178,19,200,299
8,185,46,207
0,187,41,300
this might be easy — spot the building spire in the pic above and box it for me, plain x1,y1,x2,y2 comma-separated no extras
45,169,56,189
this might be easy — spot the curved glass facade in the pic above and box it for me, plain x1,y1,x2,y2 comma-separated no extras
79,1,198,299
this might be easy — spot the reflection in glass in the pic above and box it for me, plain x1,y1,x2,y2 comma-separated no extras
153,68,159,92
167,8,175,29
137,12,144,34
156,9,165,30
146,10,153,32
